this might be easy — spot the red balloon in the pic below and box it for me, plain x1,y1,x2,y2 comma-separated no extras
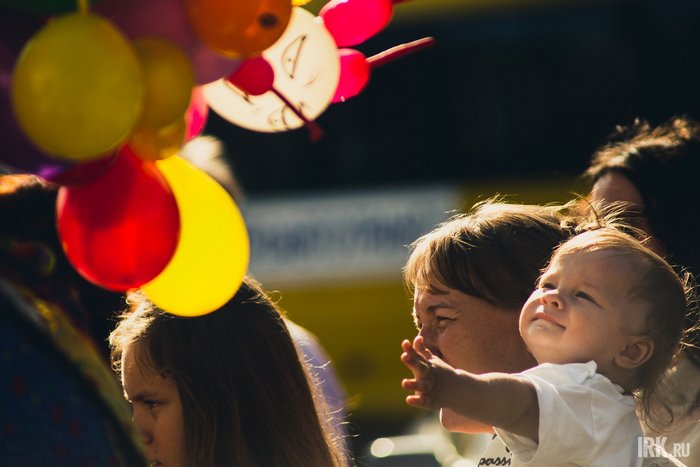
57,146,180,291
319,0,393,47
332,49,370,103
225,56,275,96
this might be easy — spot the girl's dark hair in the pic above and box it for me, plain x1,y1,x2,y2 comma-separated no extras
585,116,700,364
110,277,345,467
403,199,574,310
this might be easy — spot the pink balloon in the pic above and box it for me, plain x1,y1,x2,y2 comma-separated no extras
319,0,393,47
184,86,209,141
226,56,275,96
56,147,180,291
94,0,240,84
332,37,436,104
332,49,370,103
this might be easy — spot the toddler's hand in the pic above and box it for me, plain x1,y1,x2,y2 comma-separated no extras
400,335,441,409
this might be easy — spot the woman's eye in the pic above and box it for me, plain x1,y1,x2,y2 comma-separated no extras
540,282,555,290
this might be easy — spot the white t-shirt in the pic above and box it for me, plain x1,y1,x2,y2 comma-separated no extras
477,433,512,466
475,434,686,467
495,361,642,467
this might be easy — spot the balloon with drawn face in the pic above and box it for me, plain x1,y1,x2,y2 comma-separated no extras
203,7,340,132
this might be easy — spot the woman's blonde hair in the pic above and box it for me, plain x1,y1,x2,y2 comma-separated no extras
403,199,575,310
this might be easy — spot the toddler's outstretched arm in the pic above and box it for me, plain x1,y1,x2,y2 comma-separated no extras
400,336,540,439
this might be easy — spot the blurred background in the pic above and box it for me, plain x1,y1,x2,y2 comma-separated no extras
204,0,700,464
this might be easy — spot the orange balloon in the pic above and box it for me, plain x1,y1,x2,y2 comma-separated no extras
133,38,194,129
185,0,291,57
129,118,186,161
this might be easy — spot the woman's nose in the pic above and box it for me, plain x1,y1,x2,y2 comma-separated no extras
418,333,445,360
417,325,440,353
417,319,434,340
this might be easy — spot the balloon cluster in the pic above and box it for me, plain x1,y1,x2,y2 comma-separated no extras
203,0,434,139
1,0,265,316
1,0,433,316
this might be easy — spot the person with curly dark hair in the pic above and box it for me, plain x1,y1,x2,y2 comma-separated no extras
587,116,700,465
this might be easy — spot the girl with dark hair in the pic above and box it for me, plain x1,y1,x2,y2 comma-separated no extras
110,276,347,467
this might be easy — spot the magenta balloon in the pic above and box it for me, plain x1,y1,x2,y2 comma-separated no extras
332,49,370,103
184,86,208,141
56,146,180,291
94,0,240,84
0,8,66,176
319,0,393,47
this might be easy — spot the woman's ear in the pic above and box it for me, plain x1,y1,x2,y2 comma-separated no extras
615,336,654,369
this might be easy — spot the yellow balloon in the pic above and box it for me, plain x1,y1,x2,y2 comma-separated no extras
129,118,186,161
11,13,143,161
133,38,195,129
142,156,249,316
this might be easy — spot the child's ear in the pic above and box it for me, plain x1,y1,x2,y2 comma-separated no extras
615,336,654,369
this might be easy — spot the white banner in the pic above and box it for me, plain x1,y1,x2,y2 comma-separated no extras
243,185,461,286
